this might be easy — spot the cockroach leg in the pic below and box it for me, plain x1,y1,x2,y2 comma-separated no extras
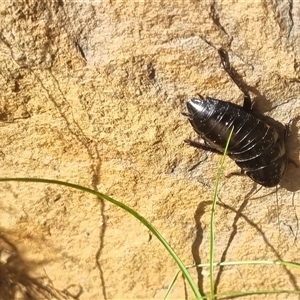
184,139,221,154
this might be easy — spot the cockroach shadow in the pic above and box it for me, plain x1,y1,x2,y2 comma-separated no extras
278,115,300,191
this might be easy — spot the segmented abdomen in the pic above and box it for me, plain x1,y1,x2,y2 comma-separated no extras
186,97,287,187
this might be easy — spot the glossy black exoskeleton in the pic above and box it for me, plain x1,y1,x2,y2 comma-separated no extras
184,49,288,187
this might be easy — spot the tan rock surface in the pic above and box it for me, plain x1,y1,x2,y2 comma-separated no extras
1,1,300,299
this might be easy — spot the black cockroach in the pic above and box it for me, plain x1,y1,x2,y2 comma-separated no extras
184,49,288,187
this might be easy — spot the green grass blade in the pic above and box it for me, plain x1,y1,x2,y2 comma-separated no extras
210,289,300,299
209,127,234,299
0,177,202,299
164,270,181,300
188,259,300,269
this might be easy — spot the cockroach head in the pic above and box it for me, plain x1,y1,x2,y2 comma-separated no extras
186,98,206,117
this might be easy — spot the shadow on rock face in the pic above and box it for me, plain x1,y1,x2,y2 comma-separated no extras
0,233,82,300
279,115,300,192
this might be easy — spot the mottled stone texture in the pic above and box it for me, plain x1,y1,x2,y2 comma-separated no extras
1,1,300,299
